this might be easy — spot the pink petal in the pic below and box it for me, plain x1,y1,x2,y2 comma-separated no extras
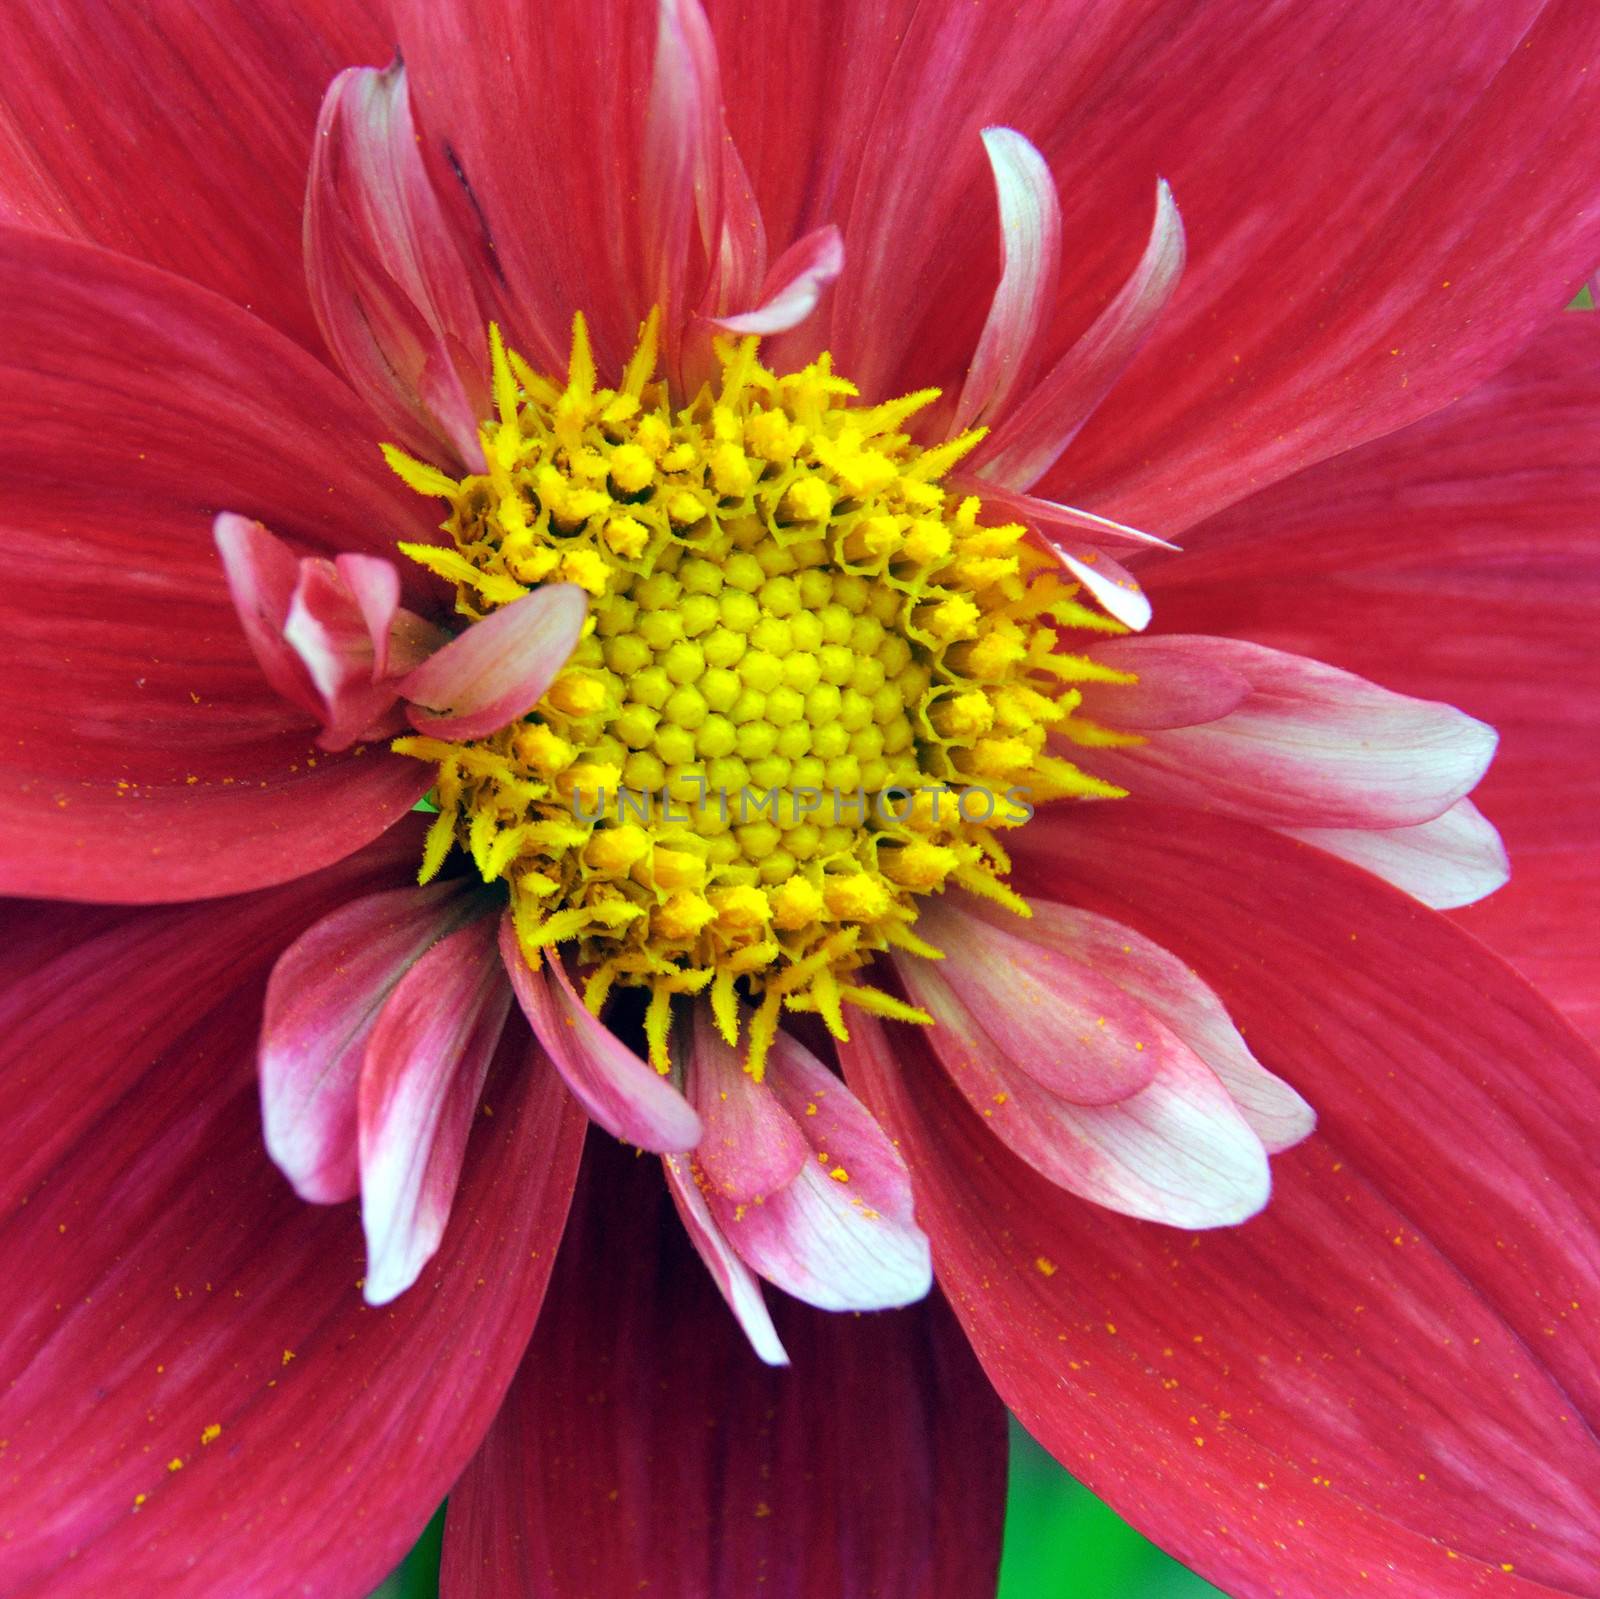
712,1028,931,1313
1054,545,1152,631
986,894,1315,1153
499,913,702,1153
0,0,391,354
910,896,1159,1107
1075,635,1251,732
685,1007,808,1203
873,801,1600,1598
952,128,1062,433
1147,311,1600,1046
306,61,493,468
401,584,588,740
1084,636,1497,829
710,224,845,336
0,228,438,903
1284,798,1510,912
978,179,1184,488
212,513,322,721
963,480,1179,552
886,956,1272,1229
260,878,482,1205
663,1147,789,1367
442,1135,1005,1595
0,841,586,1597
358,916,513,1304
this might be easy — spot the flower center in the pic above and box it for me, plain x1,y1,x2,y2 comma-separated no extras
386,313,1129,1073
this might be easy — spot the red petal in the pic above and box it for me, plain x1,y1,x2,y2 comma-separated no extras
0,0,391,353
1147,311,1600,1046
710,224,845,336
261,878,482,1205
1085,636,1496,829
1040,0,1600,534
358,916,514,1304
854,803,1600,1597
439,1134,1007,1599
401,584,589,740
0,229,441,902
499,914,703,1153
306,61,494,468
0,836,586,1597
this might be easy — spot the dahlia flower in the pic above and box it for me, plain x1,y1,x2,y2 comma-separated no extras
3,2,1598,1597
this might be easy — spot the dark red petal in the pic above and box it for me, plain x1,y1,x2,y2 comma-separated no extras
0,228,440,902
439,1133,1007,1599
846,804,1600,1598
0,829,587,1598
0,0,391,353
1149,311,1600,1045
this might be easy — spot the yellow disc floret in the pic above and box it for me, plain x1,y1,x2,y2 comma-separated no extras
388,312,1134,1075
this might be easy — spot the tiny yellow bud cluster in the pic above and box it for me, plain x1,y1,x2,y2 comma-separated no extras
388,313,1131,1074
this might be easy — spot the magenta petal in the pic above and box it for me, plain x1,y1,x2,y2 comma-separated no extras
712,225,845,336
686,1007,808,1202
441,1136,1005,1598
1076,635,1252,731
212,514,320,719
499,913,702,1153
1001,895,1315,1154
402,585,588,740
358,917,514,1305
260,878,480,1205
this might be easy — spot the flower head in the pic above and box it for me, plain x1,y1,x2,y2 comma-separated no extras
3,2,1600,1597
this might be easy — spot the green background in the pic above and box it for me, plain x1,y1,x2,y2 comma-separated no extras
368,1419,1222,1597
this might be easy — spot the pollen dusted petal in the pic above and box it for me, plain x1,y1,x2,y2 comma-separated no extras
1283,798,1510,912
1053,546,1151,632
1083,636,1498,830
663,1148,789,1367
260,878,484,1205
710,1026,931,1314
358,916,514,1305
893,951,1273,1230
686,1007,808,1203
401,583,589,740
499,913,702,1154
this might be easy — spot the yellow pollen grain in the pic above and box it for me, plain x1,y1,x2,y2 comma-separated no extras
386,315,1129,1067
